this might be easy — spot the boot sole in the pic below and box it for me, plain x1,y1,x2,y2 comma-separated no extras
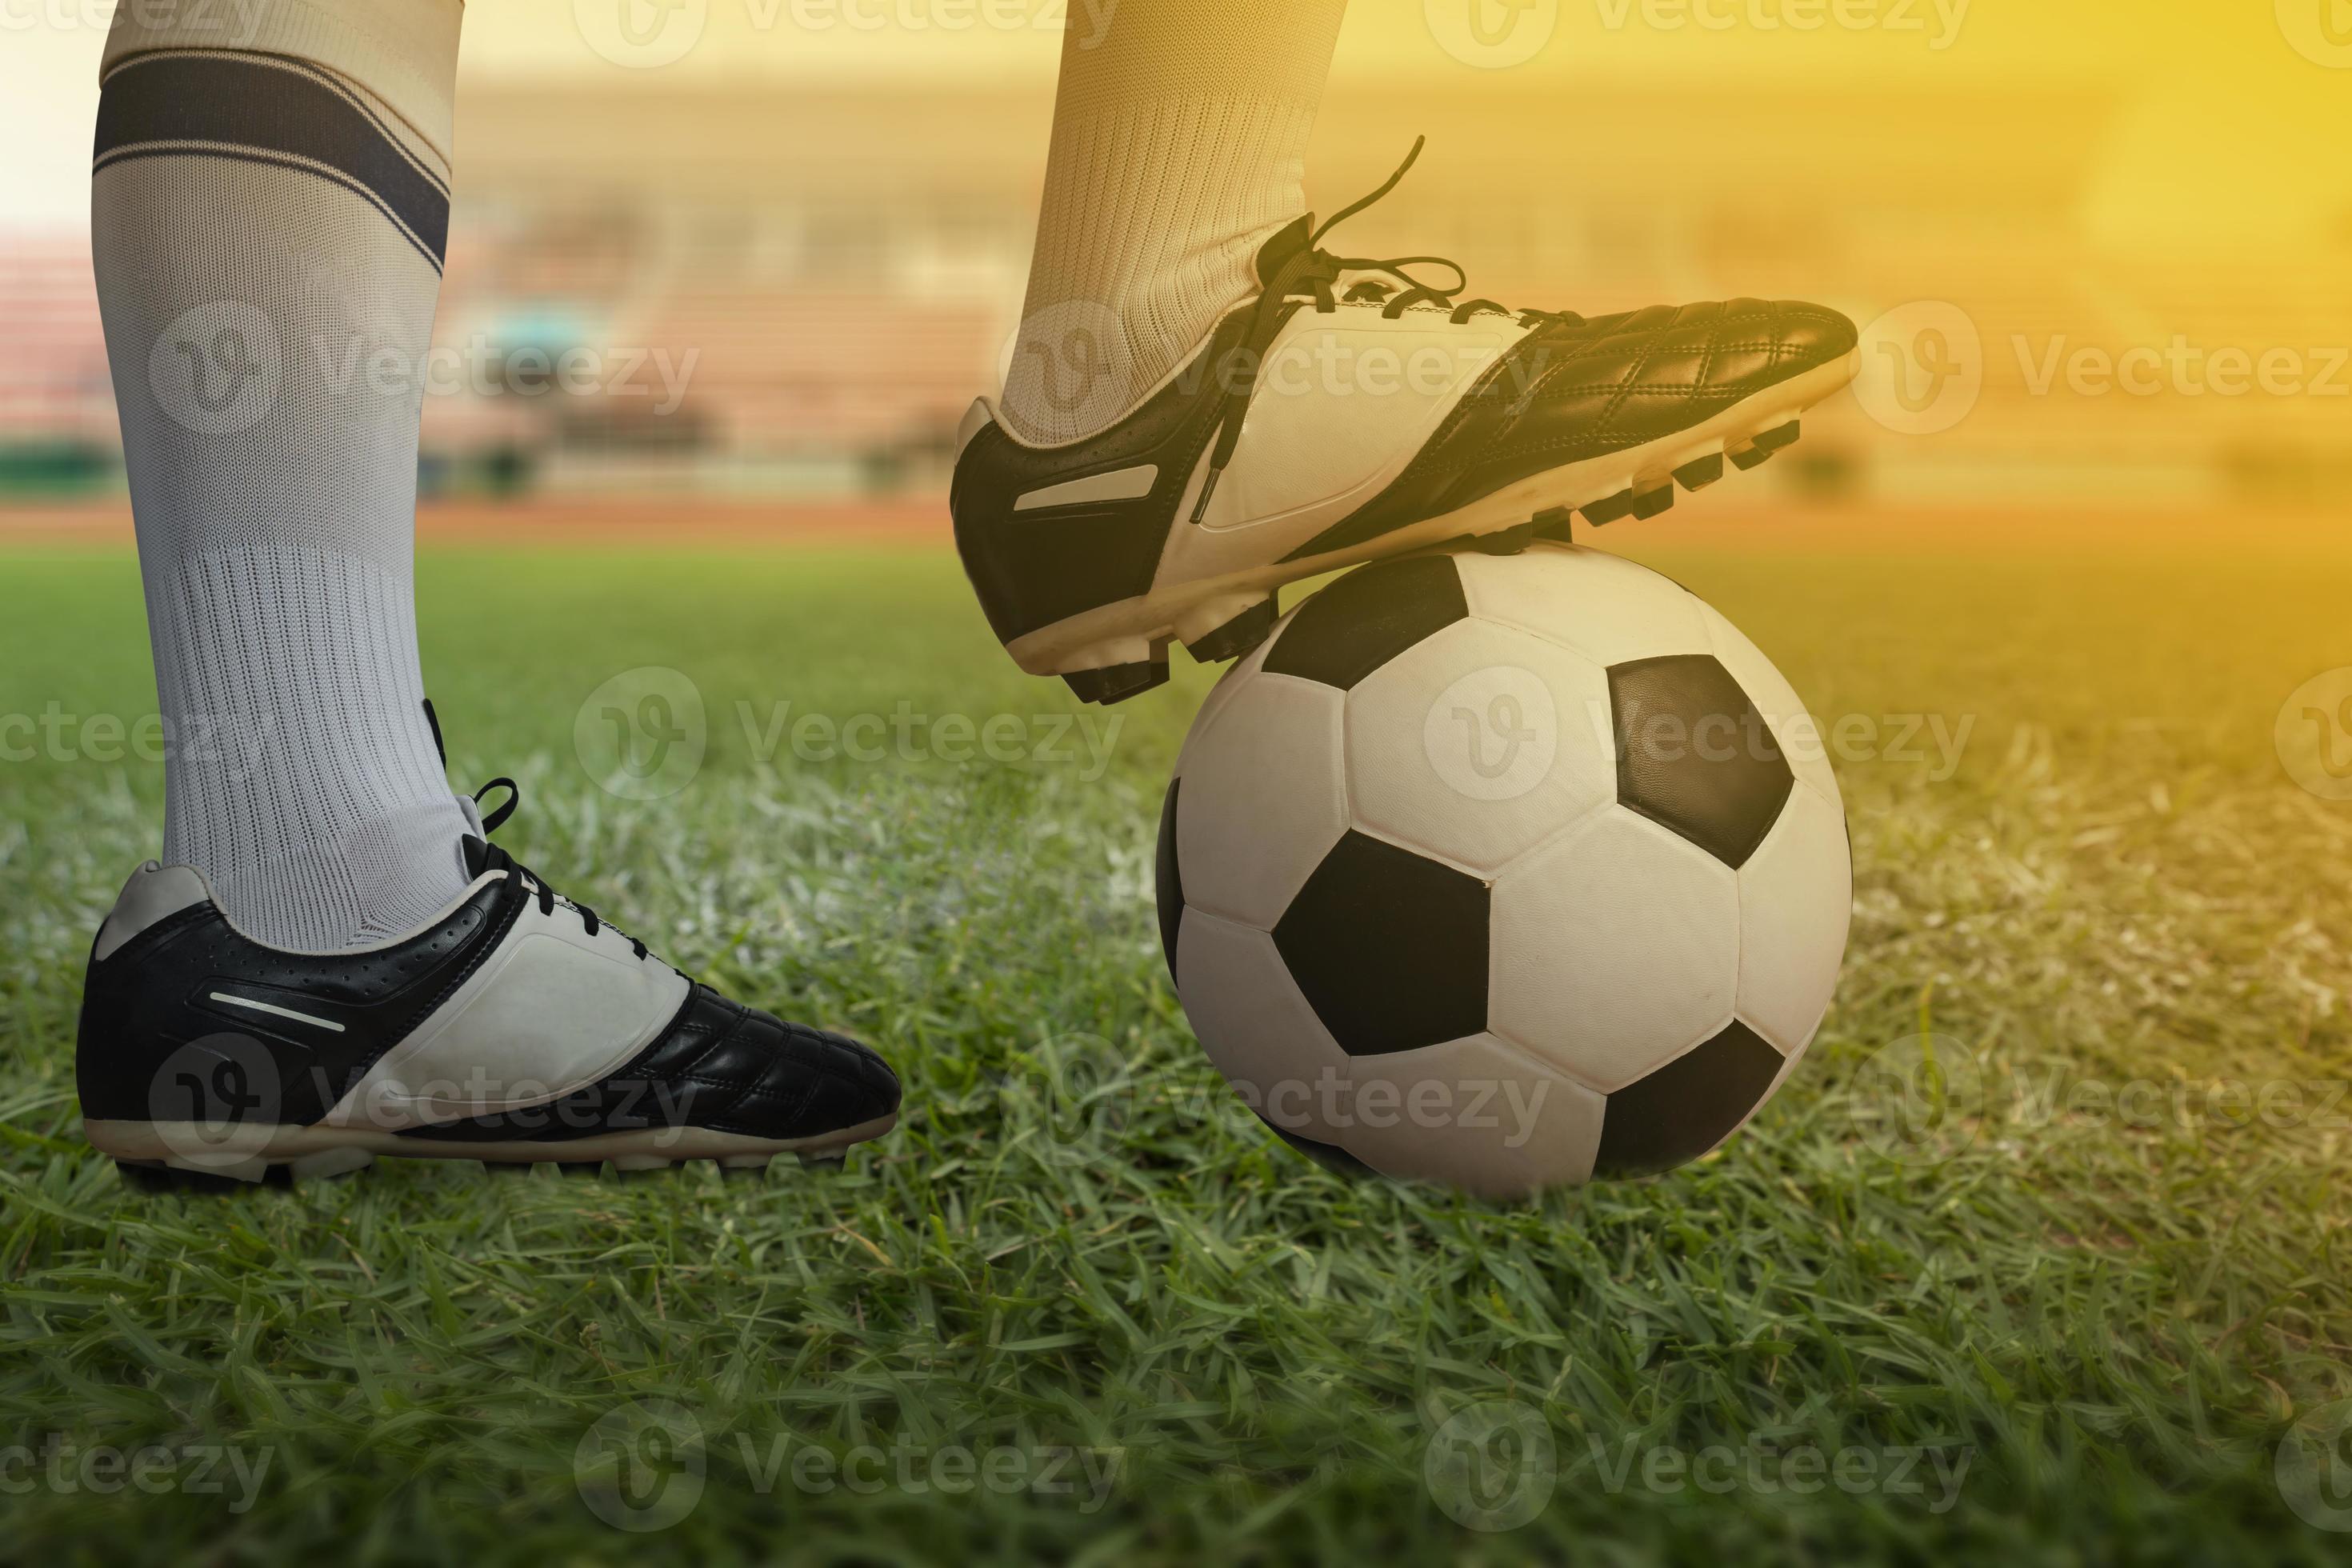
85,1112,898,1190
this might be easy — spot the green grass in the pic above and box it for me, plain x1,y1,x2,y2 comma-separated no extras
3,529,2351,1564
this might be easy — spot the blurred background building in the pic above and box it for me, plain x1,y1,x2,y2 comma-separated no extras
4,3,2349,518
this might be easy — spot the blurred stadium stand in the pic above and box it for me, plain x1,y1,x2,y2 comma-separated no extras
4,79,2346,509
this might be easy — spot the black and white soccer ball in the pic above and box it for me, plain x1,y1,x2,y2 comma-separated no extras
1154,542,1850,1197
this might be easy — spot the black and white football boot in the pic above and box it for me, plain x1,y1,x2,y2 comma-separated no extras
953,140,1859,704
77,781,900,1191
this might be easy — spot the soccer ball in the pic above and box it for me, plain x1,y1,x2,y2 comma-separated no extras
1154,542,1850,1197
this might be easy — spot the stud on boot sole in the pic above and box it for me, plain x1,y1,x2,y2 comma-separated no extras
1728,420,1799,471
115,1159,270,1195
1582,489,1635,526
1182,598,1277,664
1673,453,1724,490
1464,521,1535,556
1061,660,1168,706
114,1145,372,1194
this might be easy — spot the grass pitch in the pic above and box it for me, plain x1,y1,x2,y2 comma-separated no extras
2,521,2350,1564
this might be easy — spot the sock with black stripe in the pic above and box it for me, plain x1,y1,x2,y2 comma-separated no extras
93,0,471,950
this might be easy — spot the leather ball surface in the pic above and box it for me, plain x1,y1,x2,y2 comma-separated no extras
1155,542,1850,1197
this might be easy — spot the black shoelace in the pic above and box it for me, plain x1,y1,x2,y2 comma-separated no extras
1188,136,1586,526
466,777,650,960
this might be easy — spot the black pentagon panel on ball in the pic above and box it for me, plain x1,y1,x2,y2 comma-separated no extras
1608,653,1794,868
1260,554,1469,690
1154,778,1183,981
1591,1018,1784,1178
1271,830,1489,1055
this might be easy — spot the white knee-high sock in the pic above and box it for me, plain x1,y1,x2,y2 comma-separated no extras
999,0,1348,446
92,0,471,950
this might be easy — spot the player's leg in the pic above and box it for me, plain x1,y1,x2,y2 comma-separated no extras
998,0,1348,450
954,0,1858,703
82,0,897,1187
94,0,472,952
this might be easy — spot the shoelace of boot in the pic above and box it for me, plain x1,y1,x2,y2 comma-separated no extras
419,699,650,960
1189,136,1586,526
466,776,650,960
